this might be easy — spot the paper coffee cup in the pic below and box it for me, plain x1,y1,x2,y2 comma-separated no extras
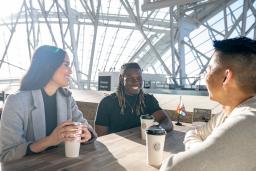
65,122,82,158
140,114,155,140
146,125,166,167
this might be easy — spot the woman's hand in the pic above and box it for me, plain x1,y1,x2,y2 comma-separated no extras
48,121,82,146
29,121,82,153
80,125,92,143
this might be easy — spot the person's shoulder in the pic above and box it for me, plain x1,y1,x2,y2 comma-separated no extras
7,90,32,100
4,90,33,106
98,93,117,105
144,93,153,97
143,93,157,100
102,92,117,100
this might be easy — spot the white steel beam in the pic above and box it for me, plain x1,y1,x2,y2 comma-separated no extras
87,0,101,89
0,0,25,69
141,0,203,11
65,0,82,88
241,0,249,36
121,0,173,78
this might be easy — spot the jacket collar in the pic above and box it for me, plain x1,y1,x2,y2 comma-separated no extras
31,90,46,140
31,89,70,141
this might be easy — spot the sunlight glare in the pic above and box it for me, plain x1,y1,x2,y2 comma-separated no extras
0,0,22,19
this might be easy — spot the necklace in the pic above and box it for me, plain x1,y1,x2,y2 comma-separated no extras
125,95,138,113
126,101,136,113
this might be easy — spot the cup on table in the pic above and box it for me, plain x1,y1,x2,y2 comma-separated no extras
146,125,167,167
140,114,155,140
65,122,82,158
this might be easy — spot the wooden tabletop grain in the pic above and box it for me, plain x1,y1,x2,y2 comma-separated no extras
0,123,201,171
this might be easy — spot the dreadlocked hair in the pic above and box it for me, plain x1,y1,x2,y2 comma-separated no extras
116,62,146,115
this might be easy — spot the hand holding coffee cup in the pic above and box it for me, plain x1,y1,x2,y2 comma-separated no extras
146,125,167,167
65,122,83,158
80,125,92,143
140,114,155,140
48,121,80,146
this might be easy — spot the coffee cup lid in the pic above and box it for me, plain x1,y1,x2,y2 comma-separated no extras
146,125,166,135
140,114,154,120
73,122,81,125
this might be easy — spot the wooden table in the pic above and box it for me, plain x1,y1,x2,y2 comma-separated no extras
0,123,201,171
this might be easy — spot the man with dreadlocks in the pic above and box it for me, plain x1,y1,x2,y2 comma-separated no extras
95,62,173,136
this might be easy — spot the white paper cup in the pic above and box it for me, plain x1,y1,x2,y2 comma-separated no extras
140,114,155,140
146,125,166,167
65,122,82,158
65,139,81,158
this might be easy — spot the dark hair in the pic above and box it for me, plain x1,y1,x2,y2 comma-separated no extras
120,62,141,75
213,37,256,54
20,45,66,91
116,62,145,115
213,37,256,93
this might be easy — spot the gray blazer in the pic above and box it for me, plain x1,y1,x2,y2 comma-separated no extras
0,89,97,162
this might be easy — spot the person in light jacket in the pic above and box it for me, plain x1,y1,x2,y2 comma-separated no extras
0,45,97,162
160,37,256,171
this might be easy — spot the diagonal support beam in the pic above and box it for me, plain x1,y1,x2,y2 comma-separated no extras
121,0,173,79
0,0,25,69
87,0,101,89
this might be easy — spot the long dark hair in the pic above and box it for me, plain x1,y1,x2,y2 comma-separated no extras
20,45,66,91
116,62,145,115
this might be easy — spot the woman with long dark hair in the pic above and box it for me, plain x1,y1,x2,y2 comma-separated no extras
0,45,97,162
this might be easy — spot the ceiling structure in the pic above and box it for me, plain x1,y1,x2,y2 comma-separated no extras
0,0,255,90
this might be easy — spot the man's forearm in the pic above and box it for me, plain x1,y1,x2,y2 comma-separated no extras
153,110,173,132
159,116,173,132
183,129,203,150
